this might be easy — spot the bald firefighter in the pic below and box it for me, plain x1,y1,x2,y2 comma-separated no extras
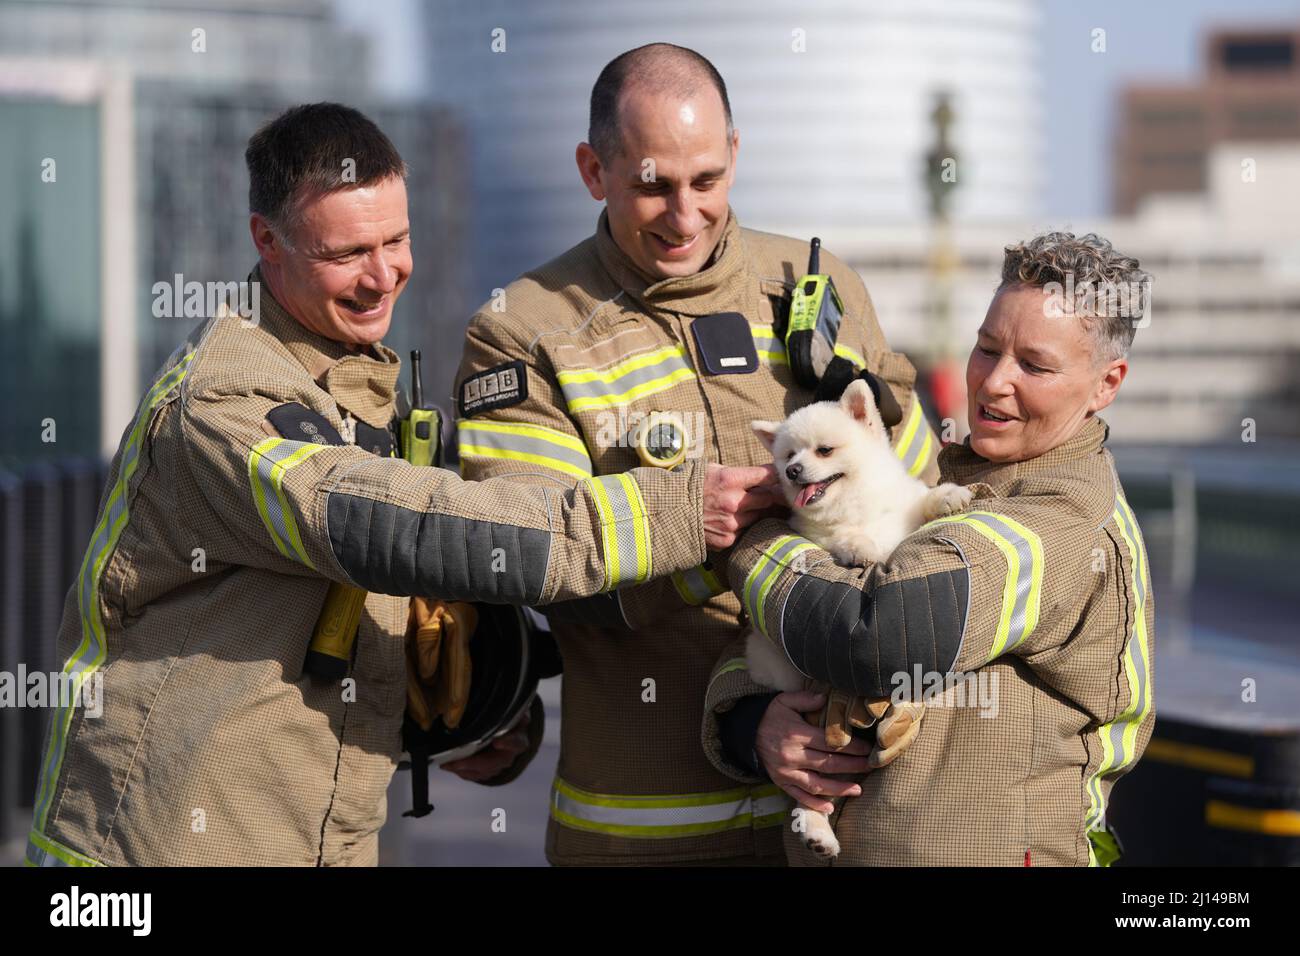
26,103,764,868
453,44,940,865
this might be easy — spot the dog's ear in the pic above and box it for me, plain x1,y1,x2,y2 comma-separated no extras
841,379,883,433
751,420,780,454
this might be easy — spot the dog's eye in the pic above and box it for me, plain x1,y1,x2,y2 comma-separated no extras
815,446,833,458
786,451,796,461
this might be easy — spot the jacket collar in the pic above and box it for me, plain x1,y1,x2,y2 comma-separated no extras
250,264,401,429
593,206,757,318
939,415,1111,493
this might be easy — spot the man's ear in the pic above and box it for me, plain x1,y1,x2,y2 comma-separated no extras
726,127,740,188
575,142,606,201
751,420,779,454
249,213,284,264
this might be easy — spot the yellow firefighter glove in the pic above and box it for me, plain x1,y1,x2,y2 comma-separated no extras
405,598,478,731
809,686,925,767
868,700,926,768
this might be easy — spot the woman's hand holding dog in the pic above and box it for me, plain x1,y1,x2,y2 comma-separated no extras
756,690,873,812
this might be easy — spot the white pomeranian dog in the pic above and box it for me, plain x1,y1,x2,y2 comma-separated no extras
746,378,971,859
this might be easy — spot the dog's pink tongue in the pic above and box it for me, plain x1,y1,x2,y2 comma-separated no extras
794,483,819,508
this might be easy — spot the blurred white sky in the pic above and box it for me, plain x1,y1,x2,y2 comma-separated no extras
337,0,1300,219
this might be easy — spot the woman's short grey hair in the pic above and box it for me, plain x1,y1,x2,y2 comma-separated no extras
999,232,1151,363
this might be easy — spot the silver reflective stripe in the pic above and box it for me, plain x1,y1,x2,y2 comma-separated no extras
961,512,1037,655
456,420,593,479
672,563,725,605
551,777,786,836
895,401,933,478
248,438,330,567
752,790,791,821
557,346,695,411
25,831,100,867
751,327,787,363
743,535,815,637
584,473,651,588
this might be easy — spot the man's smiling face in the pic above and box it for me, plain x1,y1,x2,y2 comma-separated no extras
577,86,738,280
251,175,412,346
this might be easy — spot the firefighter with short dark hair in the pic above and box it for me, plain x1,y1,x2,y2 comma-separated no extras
26,102,765,868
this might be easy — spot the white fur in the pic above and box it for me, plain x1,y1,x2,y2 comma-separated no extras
745,379,971,859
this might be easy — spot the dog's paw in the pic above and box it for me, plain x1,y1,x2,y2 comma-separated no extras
804,830,841,860
925,483,973,520
796,808,842,860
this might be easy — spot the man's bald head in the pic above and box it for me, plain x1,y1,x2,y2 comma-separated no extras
588,43,733,161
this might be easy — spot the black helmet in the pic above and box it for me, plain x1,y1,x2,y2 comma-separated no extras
399,603,561,817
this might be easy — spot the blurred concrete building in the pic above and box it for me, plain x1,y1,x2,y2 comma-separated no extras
1114,26,1300,215
424,0,1045,299
0,0,467,467
818,137,1300,446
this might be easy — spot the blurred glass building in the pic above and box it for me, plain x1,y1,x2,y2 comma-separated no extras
0,0,467,468
424,0,1045,299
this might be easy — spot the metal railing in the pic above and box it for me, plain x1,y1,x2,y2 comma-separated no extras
0,458,109,846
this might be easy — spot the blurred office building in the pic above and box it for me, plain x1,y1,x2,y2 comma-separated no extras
425,0,1045,297
0,0,466,469
816,26,1300,448
1114,26,1300,215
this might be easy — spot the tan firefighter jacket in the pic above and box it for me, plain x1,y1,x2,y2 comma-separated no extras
25,272,707,868
453,208,940,865
705,416,1155,866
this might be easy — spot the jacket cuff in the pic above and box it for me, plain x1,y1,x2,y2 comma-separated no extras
702,655,777,784
630,459,707,578
718,692,777,779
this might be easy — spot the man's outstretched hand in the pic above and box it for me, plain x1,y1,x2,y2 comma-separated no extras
703,463,785,550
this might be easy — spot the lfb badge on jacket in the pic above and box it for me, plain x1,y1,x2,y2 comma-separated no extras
459,360,527,417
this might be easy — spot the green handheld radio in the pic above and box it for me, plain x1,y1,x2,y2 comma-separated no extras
785,237,846,390
400,350,441,468
304,351,441,679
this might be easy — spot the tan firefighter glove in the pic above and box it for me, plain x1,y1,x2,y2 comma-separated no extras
405,597,479,731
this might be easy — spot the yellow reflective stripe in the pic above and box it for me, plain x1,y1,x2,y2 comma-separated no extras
894,399,923,461
927,511,1043,659
564,367,695,413
31,351,195,838
671,562,726,605
706,656,751,698
622,473,651,584
557,345,684,385
248,438,329,568
1083,498,1154,844
583,473,651,589
714,657,748,679
894,399,935,477
833,342,866,368
1206,801,1300,836
751,328,789,365
25,830,102,867
742,534,817,638
248,440,294,562
457,419,593,479
557,346,696,413
907,425,934,478
551,777,784,838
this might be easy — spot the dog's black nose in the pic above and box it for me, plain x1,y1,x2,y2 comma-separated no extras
786,463,802,482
